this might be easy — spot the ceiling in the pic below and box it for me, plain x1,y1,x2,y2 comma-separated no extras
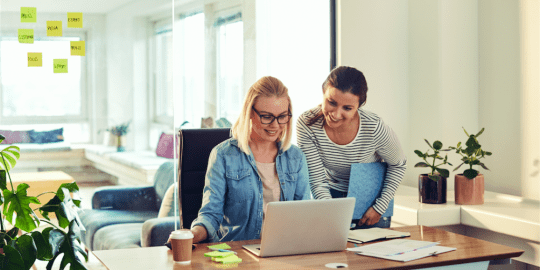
0,0,138,14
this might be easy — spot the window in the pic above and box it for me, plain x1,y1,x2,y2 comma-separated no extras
216,12,243,124
153,23,173,125
0,35,88,142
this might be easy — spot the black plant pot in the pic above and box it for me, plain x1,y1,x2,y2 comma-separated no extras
418,174,447,204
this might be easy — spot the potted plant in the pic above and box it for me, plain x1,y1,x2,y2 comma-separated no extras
106,121,131,152
414,139,453,204
0,134,88,270
449,127,492,205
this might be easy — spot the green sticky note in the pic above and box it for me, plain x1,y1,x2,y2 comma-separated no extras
216,255,242,264
53,59,68,73
18,29,34,43
21,7,36,23
47,21,62,36
204,251,234,258
207,243,231,250
70,41,85,56
67,12,83,28
28,53,42,67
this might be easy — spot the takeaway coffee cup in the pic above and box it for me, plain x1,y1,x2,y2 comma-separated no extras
170,229,194,264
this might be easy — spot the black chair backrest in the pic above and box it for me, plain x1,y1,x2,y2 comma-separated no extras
178,128,231,229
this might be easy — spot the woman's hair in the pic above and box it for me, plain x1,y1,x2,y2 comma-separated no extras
307,66,368,126
231,76,293,154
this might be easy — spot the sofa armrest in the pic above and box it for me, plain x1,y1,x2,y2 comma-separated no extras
92,186,157,211
140,216,180,247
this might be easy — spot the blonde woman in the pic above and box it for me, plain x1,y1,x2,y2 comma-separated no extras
189,76,311,243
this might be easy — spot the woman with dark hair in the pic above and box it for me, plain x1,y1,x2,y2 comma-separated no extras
297,66,406,229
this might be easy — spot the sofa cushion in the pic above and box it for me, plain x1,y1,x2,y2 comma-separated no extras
157,183,178,218
156,132,178,159
92,223,143,250
79,209,157,250
28,128,64,143
107,151,169,170
14,141,72,152
0,130,32,144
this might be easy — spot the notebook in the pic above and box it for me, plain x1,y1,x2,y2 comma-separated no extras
242,197,355,257
348,228,410,244
348,162,393,219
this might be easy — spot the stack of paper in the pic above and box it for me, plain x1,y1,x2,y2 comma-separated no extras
348,228,410,243
347,239,456,262
205,243,242,264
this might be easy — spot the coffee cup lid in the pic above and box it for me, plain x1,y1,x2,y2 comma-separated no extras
170,229,194,239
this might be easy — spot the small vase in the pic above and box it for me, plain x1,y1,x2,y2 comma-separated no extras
455,174,484,205
418,174,447,204
117,135,125,152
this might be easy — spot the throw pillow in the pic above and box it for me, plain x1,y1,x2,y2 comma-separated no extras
157,183,178,218
155,132,178,159
0,130,32,144
28,128,64,144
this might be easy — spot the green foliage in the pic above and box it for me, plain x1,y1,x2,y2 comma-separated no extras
449,127,492,180
414,139,453,181
0,135,88,270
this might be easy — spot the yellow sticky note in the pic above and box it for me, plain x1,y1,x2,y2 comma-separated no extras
28,53,42,67
208,243,231,250
18,29,34,43
47,21,62,36
67,13,83,28
53,59,68,73
21,7,37,23
70,41,85,56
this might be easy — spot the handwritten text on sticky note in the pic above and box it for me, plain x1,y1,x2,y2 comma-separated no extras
53,59,68,73
21,7,37,23
28,53,42,67
70,41,85,56
18,29,34,43
67,13,83,28
47,21,62,36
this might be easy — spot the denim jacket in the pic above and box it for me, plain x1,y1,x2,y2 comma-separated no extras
191,138,311,242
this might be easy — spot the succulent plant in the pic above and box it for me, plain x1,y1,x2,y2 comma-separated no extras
449,127,492,180
414,139,453,181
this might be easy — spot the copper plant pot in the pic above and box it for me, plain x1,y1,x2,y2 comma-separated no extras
455,174,484,205
419,174,447,204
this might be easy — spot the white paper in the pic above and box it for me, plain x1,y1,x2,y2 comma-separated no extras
348,228,411,243
346,239,439,256
357,246,457,262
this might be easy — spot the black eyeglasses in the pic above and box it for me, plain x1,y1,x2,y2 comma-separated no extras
252,106,292,125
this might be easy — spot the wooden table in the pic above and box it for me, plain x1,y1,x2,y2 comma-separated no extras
92,226,523,270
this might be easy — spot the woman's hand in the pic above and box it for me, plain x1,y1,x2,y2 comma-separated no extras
167,226,208,244
357,207,381,227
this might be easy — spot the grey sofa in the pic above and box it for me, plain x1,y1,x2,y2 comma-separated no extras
79,161,179,250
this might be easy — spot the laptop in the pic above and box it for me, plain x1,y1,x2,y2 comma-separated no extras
243,197,355,257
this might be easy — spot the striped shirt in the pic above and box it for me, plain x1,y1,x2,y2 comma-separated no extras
297,106,407,215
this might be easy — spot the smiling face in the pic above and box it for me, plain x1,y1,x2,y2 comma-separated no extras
250,96,290,144
321,86,360,129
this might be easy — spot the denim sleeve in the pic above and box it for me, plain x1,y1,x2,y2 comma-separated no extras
294,152,312,200
190,147,227,243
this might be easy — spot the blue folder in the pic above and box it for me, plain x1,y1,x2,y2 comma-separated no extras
347,162,394,220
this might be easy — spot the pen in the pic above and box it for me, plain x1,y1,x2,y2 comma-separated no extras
209,248,237,254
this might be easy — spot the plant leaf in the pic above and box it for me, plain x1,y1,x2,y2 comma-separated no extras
424,139,432,149
32,230,53,260
0,145,21,171
0,170,6,191
453,162,464,171
464,169,479,180
414,162,430,168
433,141,443,150
3,183,40,232
462,127,469,137
485,152,492,156
46,221,88,270
57,182,82,207
428,175,440,181
435,168,450,178
15,234,37,270
40,187,84,230
479,163,490,170
476,128,485,137
457,142,461,148
0,244,26,270
414,150,424,158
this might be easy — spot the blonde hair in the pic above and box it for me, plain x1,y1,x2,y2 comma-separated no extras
231,76,293,155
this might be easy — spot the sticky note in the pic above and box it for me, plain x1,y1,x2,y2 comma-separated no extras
47,21,62,36
18,29,34,43
67,12,83,28
208,243,231,250
21,7,36,23
53,59,68,73
205,251,234,258
70,41,85,56
215,255,242,264
28,53,42,67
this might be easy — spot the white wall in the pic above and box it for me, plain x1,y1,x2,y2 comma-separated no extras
105,0,171,151
338,0,539,199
